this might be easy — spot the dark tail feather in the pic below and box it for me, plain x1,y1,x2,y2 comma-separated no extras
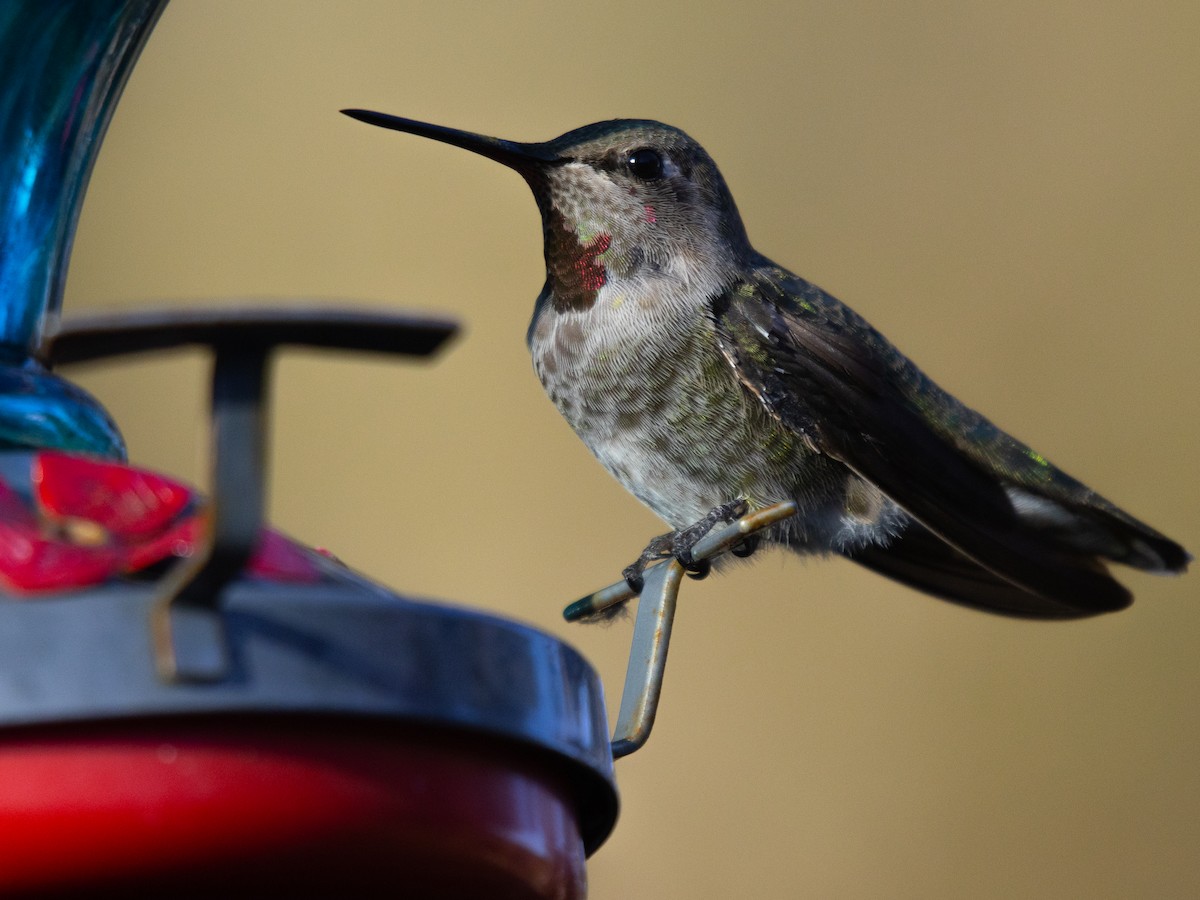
843,522,1132,619
1065,499,1189,573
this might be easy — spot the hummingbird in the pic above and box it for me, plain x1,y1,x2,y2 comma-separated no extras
343,109,1189,618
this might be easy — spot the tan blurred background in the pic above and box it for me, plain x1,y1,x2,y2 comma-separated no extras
63,2,1198,897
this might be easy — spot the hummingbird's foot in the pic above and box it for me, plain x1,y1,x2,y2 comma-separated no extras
622,500,750,593
621,532,675,594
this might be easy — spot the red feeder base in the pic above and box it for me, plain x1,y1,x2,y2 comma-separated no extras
0,716,588,898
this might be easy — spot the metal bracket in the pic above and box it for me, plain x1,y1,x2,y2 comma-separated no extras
150,344,268,682
564,501,798,758
46,305,457,683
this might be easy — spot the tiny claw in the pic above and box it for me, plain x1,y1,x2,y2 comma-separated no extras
675,545,696,570
731,535,760,558
622,564,646,595
684,558,711,580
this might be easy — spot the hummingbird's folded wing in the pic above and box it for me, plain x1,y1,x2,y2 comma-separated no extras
711,269,1186,617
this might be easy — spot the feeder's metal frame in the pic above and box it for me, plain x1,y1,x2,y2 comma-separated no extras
46,306,458,683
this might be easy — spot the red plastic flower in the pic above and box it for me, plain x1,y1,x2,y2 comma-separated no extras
0,452,322,594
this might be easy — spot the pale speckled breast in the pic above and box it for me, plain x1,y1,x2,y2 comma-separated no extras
527,285,849,535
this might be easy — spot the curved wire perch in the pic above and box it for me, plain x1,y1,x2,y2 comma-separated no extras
564,500,798,758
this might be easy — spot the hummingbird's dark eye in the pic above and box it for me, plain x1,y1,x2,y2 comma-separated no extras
626,147,664,180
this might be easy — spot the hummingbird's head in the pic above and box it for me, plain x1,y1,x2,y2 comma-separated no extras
343,110,753,311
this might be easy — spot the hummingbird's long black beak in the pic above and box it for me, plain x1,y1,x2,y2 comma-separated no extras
341,109,558,171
